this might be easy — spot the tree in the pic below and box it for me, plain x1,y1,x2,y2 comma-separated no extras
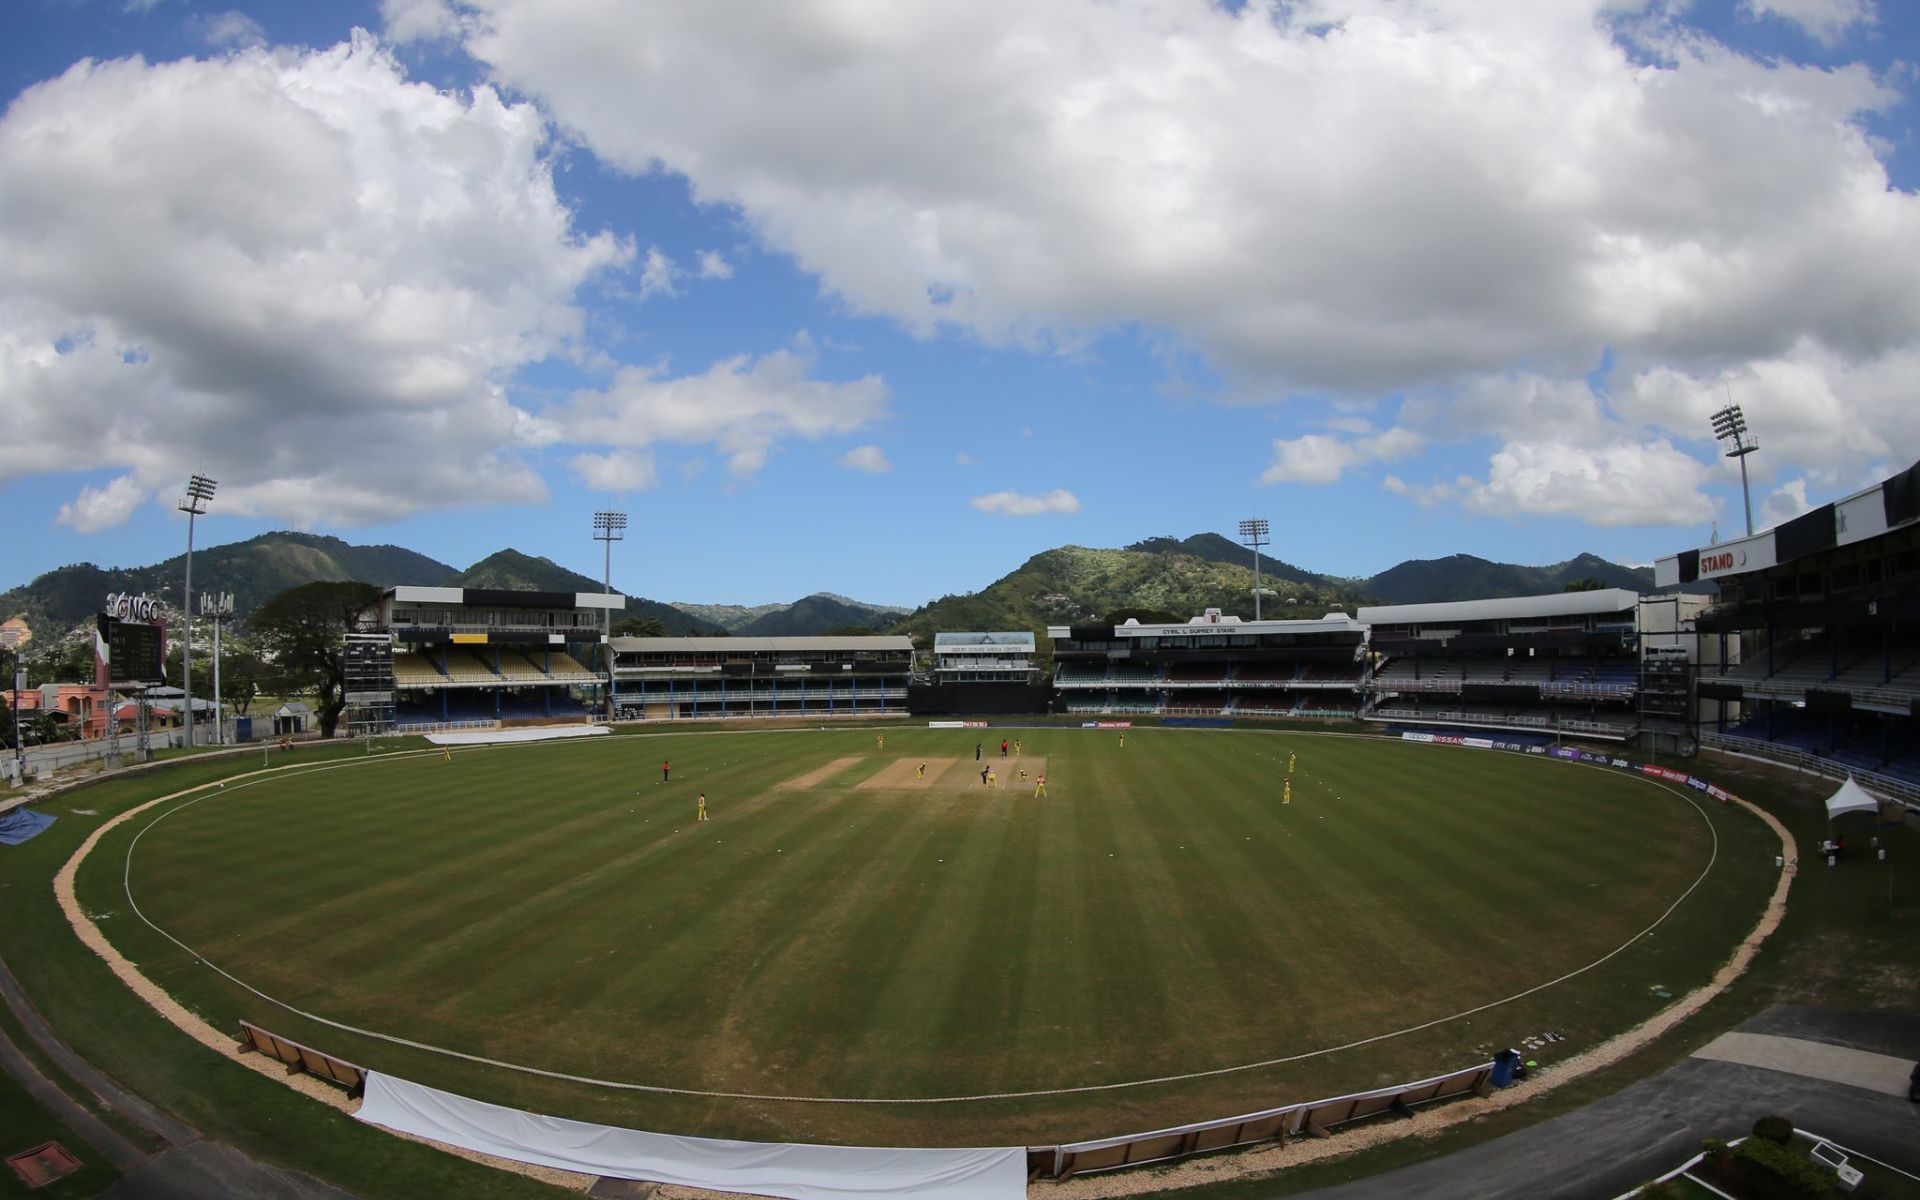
247,581,381,738
1562,577,1605,592
611,616,666,638
216,648,272,716
823,625,875,636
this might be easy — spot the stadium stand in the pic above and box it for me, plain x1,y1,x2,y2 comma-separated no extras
1358,590,1650,743
1658,455,1920,802
610,636,913,721
357,586,624,732
1047,609,1365,719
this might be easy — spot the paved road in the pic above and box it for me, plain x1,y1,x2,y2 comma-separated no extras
0,951,353,1200
1291,1006,1920,1200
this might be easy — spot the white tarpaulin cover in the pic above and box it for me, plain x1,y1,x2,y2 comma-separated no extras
355,1073,1028,1200
423,725,609,746
1824,776,1881,821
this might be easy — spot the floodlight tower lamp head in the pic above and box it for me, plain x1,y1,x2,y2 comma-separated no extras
178,473,217,515
1709,404,1756,457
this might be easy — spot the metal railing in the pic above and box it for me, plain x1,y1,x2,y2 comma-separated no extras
1699,732,1920,805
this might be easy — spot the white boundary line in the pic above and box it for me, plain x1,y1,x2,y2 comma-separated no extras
111,728,1733,1105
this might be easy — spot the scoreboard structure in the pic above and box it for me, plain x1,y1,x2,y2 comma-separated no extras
97,592,168,688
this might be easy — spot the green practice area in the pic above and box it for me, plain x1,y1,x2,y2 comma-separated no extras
76,725,1778,1147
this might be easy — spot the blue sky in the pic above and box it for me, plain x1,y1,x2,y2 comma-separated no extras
2,0,1917,610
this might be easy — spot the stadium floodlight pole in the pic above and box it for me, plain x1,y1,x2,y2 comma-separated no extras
1709,403,1758,537
202,591,232,746
593,510,627,721
11,658,23,784
1238,518,1271,621
177,474,216,748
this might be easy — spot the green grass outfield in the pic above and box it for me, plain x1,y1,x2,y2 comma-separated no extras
75,725,1778,1147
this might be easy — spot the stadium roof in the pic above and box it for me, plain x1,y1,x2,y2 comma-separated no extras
933,631,1034,648
1654,455,1919,588
1047,611,1364,638
1357,589,1641,628
608,635,914,653
387,585,625,611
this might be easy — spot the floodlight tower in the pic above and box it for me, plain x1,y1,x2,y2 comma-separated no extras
1239,517,1271,621
593,510,627,721
1710,404,1758,537
10,653,24,784
201,591,234,745
177,474,216,747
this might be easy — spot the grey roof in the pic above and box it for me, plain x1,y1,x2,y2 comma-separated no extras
934,631,1035,648
1357,589,1642,627
609,635,914,653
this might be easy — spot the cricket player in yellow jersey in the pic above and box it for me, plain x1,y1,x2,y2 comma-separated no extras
1282,779,1292,805
1034,773,1047,797
696,792,710,821
1288,752,1296,774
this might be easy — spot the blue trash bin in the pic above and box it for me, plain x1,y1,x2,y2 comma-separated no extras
235,717,253,743
1491,1048,1521,1088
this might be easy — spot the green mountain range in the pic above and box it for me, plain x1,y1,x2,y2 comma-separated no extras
2,530,1657,649
676,592,912,637
893,542,1376,643
0,534,719,639
0,532,454,637
456,550,720,634
1360,552,1653,604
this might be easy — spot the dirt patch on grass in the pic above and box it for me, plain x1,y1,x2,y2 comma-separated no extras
775,756,863,790
856,757,958,789
931,756,1050,793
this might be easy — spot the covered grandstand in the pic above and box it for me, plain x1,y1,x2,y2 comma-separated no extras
1358,590,1647,742
360,586,623,732
1657,457,1920,800
1047,609,1366,719
610,635,912,721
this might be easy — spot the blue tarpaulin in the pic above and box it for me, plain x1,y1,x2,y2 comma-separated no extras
0,807,55,846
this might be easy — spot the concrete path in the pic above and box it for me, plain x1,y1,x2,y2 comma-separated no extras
0,951,355,1200
1288,1006,1920,1200
1692,1031,1915,1097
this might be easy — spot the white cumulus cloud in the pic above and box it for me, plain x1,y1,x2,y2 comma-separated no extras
381,0,464,43
838,445,891,473
1262,426,1421,486
553,339,890,477
1740,0,1875,46
638,246,679,300
1459,438,1716,527
437,0,1920,527
569,449,659,491
697,249,733,280
55,475,148,533
194,11,267,49
1761,478,1814,529
970,489,1080,516
0,34,630,528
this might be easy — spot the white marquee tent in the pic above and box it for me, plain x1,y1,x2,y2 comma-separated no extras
1823,776,1881,823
